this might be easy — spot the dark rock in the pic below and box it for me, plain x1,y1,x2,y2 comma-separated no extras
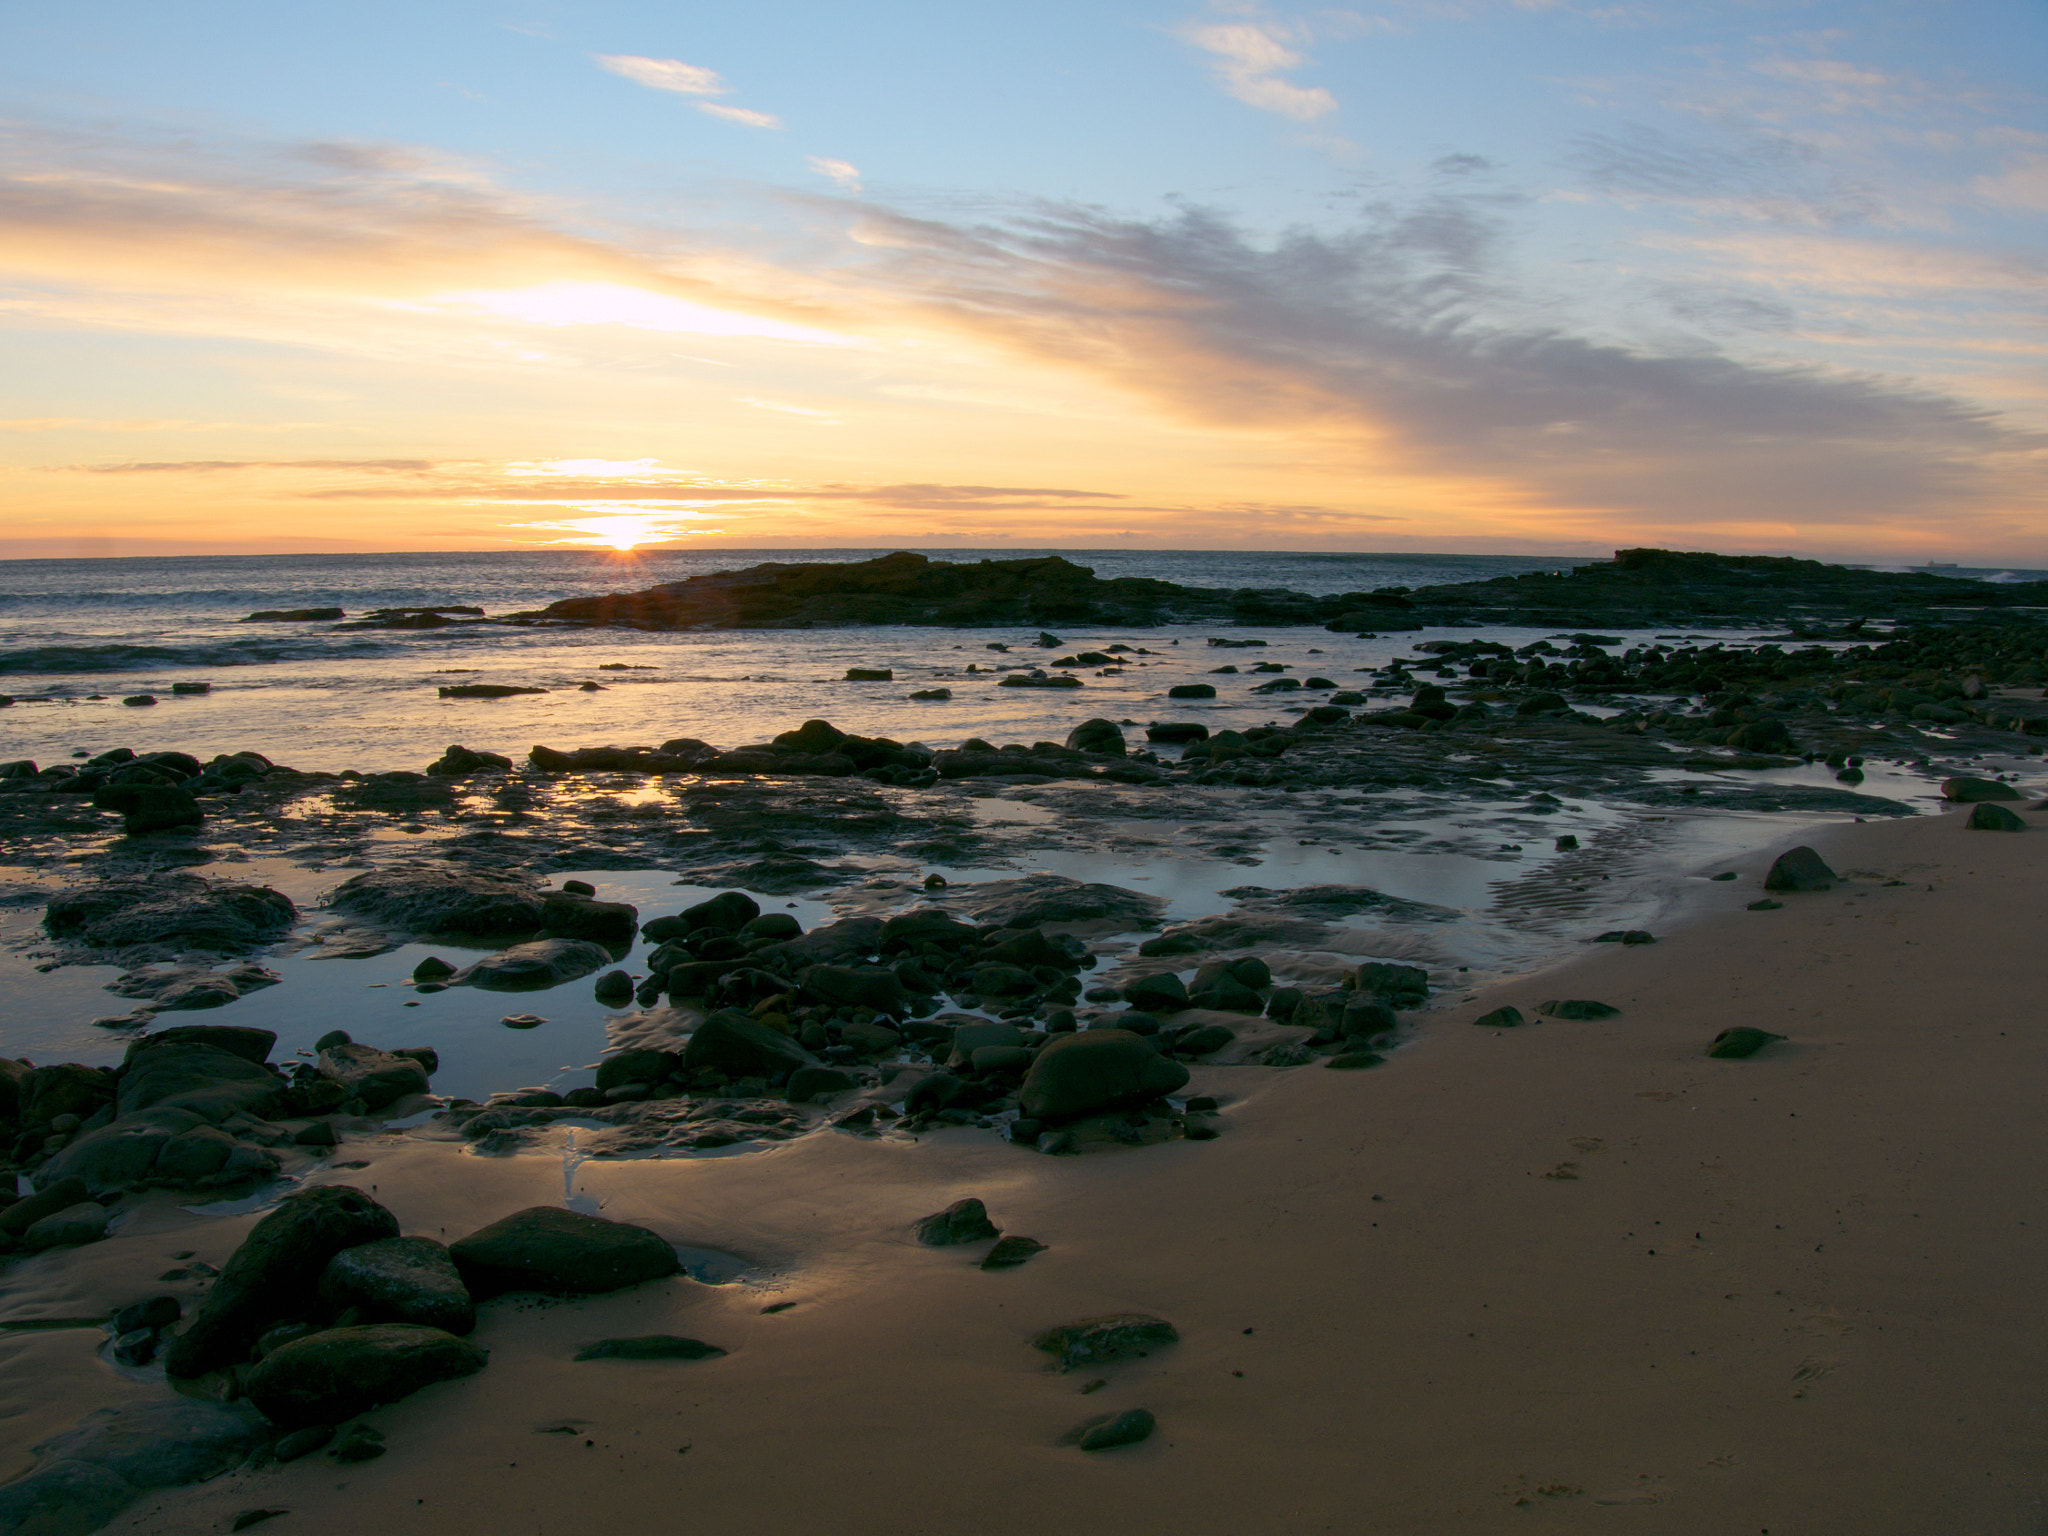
1763,845,1837,892
844,668,893,681
786,1066,856,1103
93,784,202,835
1538,999,1621,1020
1019,1030,1190,1122
243,1325,487,1429
574,1336,726,1361
111,1328,158,1367
43,874,297,952
0,1400,266,1535
22,1201,110,1251
593,969,635,1002
1709,1026,1785,1059
802,964,909,1012
1472,1006,1525,1028
438,683,545,698
1967,802,2026,830
0,1177,92,1236
245,607,343,621
1030,1314,1179,1370
680,890,761,932
1748,898,1784,910
1352,961,1430,1007
271,1425,334,1462
426,744,513,776
1122,973,1189,1013
681,1010,818,1080
1062,1407,1156,1451
452,938,614,991
1593,930,1657,945
21,1062,115,1124
1145,722,1210,744
540,893,638,946
328,1423,386,1463
1065,719,1127,756
112,1296,181,1335
448,1206,680,1297
915,1198,1001,1246
128,1025,275,1065
1167,683,1215,699
319,1237,476,1334
1324,1052,1386,1070
594,1049,678,1093
163,1186,400,1378
981,1236,1046,1270
317,1041,431,1111
328,863,545,937
118,1043,283,1122
1942,776,2023,803
1172,1024,1236,1056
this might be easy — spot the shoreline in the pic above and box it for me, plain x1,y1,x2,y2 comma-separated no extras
9,800,2045,1533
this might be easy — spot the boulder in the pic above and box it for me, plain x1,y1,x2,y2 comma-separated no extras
127,1024,276,1064
573,1336,726,1361
93,784,202,835
1708,1026,1785,1059
452,938,614,991
1763,845,1837,892
243,1325,487,1430
1145,723,1209,744
449,1206,680,1297
540,892,638,945
785,1066,856,1103
1942,776,2022,803
0,1400,266,1536
801,964,909,1012
1122,973,1189,1013
950,876,1165,930
678,890,762,932
117,1044,282,1122
1030,1314,1179,1370
43,874,297,952
1472,1006,1526,1028
319,1237,476,1334
681,1010,818,1080
20,1063,114,1124
1018,1030,1190,1122
1352,962,1429,1007
1967,802,2026,831
594,1049,678,1093
327,863,546,937
1538,999,1621,1020
1065,719,1127,757
163,1185,400,1378
21,1201,110,1252
915,1198,1001,1246
1167,684,1216,699
317,1041,431,1110
426,744,514,776
0,1177,91,1236
981,1235,1046,1270
752,915,884,968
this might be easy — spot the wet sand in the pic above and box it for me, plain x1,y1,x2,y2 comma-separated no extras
38,802,2048,1535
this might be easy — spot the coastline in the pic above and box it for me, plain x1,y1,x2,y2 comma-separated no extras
27,798,2044,1535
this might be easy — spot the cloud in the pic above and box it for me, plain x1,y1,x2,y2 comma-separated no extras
593,55,728,96
1571,123,1881,227
809,157,862,193
1178,19,1337,121
82,458,436,474
697,103,782,130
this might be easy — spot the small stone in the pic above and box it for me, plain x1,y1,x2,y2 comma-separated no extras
573,1336,726,1362
1062,1407,1156,1451
593,970,635,1002
915,1198,1001,1247
231,1510,290,1532
1708,1027,1785,1059
112,1296,181,1335
980,1236,1046,1270
1747,898,1783,911
1537,999,1620,1020
1472,1006,1524,1028
272,1425,334,1462
1030,1314,1178,1370
500,1013,547,1029
111,1329,158,1367
1324,1051,1385,1070
328,1423,386,1463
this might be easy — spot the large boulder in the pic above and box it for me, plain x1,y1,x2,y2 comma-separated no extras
319,1237,476,1334
163,1186,400,1378
452,937,613,991
449,1206,679,1297
1942,776,2022,803
43,874,296,952
93,783,202,835
0,1400,266,1535
540,892,638,945
326,863,545,937
316,1041,431,1111
127,1024,276,1065
1018,1030,1190,1122
244,1325,487,1430
116,1043,283,1122
19,1063,115,1125
38,1109,278,1198
751,916,885,969
1763,845,1837,892
1122,973,1189,1013
681,1010,818,1081
1065,719,1127,757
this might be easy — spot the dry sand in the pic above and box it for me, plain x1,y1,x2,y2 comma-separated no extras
13,803,2048,1535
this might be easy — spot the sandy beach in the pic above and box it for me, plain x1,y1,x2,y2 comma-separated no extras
0,799,2030,1536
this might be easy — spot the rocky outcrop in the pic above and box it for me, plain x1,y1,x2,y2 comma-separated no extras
43,875,297,952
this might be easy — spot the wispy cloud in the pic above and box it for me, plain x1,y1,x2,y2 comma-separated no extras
698,103,781,130
809,157,862,193
593,55,728,96
1177,16,1336,121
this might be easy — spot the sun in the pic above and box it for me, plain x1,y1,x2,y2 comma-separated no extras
557,514,669,552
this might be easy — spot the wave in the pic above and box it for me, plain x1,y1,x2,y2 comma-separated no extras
0,637,397,674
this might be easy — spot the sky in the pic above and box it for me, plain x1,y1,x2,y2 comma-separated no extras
1,0,2044,563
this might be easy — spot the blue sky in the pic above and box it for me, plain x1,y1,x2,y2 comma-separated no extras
1,0,2043,559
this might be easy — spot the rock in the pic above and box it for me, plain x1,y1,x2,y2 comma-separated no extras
1187,976,1262,1014
452,938,614,990
43,874,297,952
1352,961,1430,1007
1018,1030,1190,1122
540,892,638,945
1172,1024,1236,1056
1325,1051,1385,1070
112,1329,159,1367
574,1336,726,1361
679,890,762,932
21,1201,110,1252
112,1296,181,1335
438,683,545,698
245,607,344,621
802,964,909,1012
243,1325,487,1430
449,1206,680,1297
1537,999,1621,1020
1065,719,1127,756
909,688,952,700
1030,1314,1179,1370
117,1043,283,1122
1709,1026,1785,1059
0,1177,92,1236
844,668,893,681
129,1024,276,1064
915,1198,1001,1246
271,1426,334,1462
328,1424,386,1463
319,1237,476,1334
594,1049,678,1093
786,1066,856,1103
1167,683,1216,700
0,1400,266,1535
317,1042,431,1111
1122,973,1189,1013
426,744,514,776
1763,845,1837,892
1062,1408,1156,1451
164,1186,400,1378
1593,929,1657,945
327,863,545,937
1472,1006,1525,1028
499,1013,546,1029
681,1010,818,1080
20,1063,115,1124
1748,898,1783,911
997,671,1082,688
841,1021,902,1056
970,963,1037,997
1968,802,2026,831
93,783,202,835
1942,776,2023,802
981,1236,1046,1270
593,969,635,1002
